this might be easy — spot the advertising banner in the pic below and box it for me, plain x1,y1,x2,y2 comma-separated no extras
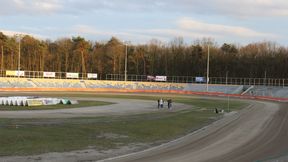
66,72,79,78
16,71,25,77
43,72,56,78
42,99,61,105
27,100,43,106
87,73,98,79
147,75,155,81
195,77,206,83
155,76,167,82
6,70,24,76
6,70,16,76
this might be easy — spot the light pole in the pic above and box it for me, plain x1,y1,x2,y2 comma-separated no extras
123,41,130,82
206,45,210,92
125,42,128,82
1,45,3,71
17,34,22,78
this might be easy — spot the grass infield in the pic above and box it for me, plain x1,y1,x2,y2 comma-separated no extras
0,93,248,156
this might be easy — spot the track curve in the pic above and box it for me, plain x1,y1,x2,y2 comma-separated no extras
99,101,288,162
0,97,189,118
0,93,287,162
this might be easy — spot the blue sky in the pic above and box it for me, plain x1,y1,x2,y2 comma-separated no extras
0,0,288,45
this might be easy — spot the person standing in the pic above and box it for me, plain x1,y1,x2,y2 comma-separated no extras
160,98,164,108
157,99,160,109
167,99,172,109
215,108,218,114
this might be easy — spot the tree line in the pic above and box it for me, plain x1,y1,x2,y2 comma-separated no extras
0,32,287,79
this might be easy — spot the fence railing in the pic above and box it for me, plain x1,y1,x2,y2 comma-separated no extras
106,74,288,87
0,70,96,80
0,70,287,87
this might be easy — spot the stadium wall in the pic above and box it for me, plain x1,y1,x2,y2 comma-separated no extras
0,77,287,102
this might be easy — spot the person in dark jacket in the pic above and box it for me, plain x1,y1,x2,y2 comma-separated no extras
167,99,172,109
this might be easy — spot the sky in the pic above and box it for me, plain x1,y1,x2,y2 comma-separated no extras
0,0,288,45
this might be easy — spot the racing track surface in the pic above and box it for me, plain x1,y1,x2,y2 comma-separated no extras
0,92,288,162
99,100,288,162
0,97,189,118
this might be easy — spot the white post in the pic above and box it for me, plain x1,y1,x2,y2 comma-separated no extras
228,95,230,112
206,45,210,92
226,71,229,85
226,70,230,112
264,70,267,86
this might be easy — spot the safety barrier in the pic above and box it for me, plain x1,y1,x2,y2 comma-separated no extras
0,96,78,106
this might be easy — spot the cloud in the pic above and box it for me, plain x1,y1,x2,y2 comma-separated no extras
71,18,279,44
1,29,30,36
177,18,277,38
61,0,288,17
71,25,155,43
0,29,42,39
0,0,62,15
191,0,288,17
1,0,287,17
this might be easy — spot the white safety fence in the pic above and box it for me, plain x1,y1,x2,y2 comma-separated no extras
0,96,78,107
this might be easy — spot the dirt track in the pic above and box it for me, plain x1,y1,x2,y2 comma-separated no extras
0,97,189,118
99,101,288,162
0,94,287,162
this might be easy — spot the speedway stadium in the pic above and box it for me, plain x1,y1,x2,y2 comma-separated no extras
0,70,287,162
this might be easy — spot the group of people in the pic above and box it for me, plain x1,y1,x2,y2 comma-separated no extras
157,98,172,109
215,108,224,114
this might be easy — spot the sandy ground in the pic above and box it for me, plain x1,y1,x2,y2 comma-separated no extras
0,94,286,162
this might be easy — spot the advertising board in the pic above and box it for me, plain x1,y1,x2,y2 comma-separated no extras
147,75,155,81
66,73,79,78
155,76,167,82
196,77,206,83
43,72,56,78
27,100,43,106
87,73,98,79
6,70,24,77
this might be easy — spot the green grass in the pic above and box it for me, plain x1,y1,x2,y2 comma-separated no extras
0,100,114,111
0,93,248,156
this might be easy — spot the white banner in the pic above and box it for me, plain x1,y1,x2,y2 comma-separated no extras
147,75,155,81
66,73,79,78
155,76,167,82
43,72,55,78
6,70,25,76
16,71,25,77
27,99,43,106
6,70,16,76
87,73,98,79
195,77,205,83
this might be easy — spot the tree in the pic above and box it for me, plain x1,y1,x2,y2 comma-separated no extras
56,38,73,72
72,36,91,74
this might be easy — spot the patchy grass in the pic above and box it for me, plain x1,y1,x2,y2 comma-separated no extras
0,94,248,156
0,110,219,156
